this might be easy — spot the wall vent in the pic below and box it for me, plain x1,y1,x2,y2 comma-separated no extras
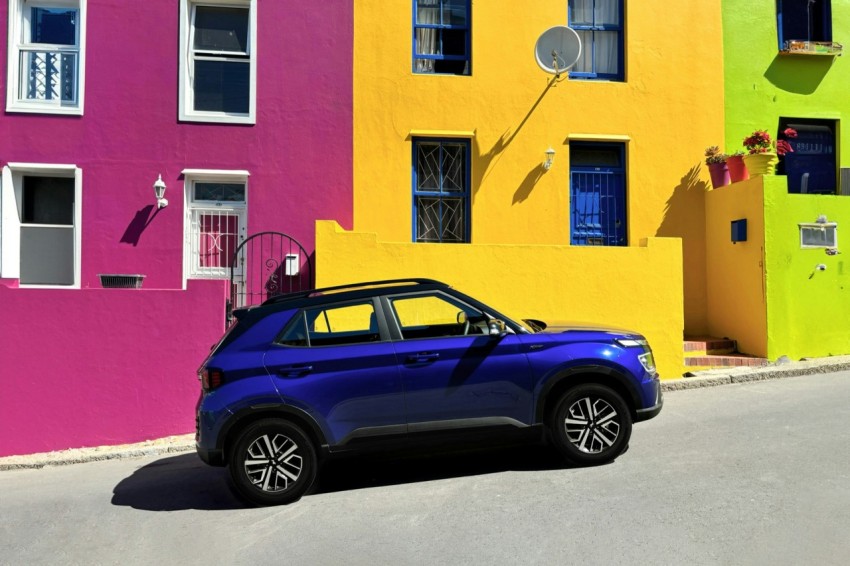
99,274,146,289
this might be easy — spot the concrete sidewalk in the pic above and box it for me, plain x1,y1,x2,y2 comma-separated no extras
2,354,849,471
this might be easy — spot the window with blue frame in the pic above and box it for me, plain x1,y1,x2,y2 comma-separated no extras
412,139,470,243
413,0,470,75
568,0,624,81
776,0,833,50
569,142,627,246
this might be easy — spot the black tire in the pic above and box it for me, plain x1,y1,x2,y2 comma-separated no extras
228,419,317,506
548,384,632,466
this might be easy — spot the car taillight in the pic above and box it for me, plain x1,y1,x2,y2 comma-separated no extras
201,368,224,392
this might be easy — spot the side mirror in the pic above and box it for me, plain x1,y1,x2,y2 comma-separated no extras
457,311,468,325
488,319,507,337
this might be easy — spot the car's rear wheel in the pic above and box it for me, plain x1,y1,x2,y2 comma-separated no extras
228,419,317,506
549,384,632,466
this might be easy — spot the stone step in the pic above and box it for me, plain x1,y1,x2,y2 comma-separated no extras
684,354,771,371
684,336,737,357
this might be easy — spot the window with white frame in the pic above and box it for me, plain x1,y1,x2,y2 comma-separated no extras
183,170,248,279
6,0,86,114
1,164,82,287
179,0,256,124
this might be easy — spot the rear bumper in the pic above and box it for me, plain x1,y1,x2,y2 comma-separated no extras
196,443,225,466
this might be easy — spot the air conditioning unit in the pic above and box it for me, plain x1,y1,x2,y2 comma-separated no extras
840,168,850,196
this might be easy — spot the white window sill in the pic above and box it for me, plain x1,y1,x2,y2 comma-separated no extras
6,103,83,116
179,112,255,125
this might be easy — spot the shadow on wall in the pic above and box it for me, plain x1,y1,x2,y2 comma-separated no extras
120,205,159,246
764,55,833,95
656,165,708,241
471,76,560,205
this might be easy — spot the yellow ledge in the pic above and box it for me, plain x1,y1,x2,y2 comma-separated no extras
408,129,476,139
567,134,632,142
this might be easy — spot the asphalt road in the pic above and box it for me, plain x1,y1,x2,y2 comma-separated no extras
1,372,849,565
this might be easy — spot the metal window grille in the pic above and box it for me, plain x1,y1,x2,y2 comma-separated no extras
189,207,245,278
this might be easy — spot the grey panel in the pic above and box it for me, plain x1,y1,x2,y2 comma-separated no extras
20,226,74,285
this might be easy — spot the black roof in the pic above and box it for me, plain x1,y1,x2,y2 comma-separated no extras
256,278,450,311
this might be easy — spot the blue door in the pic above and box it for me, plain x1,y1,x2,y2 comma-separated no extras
783,122,836,195
569,142,627,246
385,291,534,427
265,300,406,445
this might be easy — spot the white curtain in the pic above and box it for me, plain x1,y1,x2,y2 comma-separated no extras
415,0,439,72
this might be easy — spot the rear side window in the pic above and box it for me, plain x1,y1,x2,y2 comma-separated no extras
278,301,380,347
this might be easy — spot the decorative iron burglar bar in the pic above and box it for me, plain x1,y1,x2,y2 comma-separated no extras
21,50,78,104
227,232,313,327
188,208,245,279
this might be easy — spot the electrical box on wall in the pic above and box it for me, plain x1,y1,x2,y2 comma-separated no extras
799,222,837,249
731,219,747,244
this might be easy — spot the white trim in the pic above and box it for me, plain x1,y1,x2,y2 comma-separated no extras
181,168,250,178
6,0,86,115
178,0,257,124
182,169,249,285
0,163,82,288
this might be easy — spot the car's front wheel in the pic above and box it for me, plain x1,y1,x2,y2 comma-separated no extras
228,419,317,506
549,384,632,466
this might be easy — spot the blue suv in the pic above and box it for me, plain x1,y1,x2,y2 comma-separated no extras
196,279,662,505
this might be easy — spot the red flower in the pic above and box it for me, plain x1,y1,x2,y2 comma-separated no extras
776,139,794,156
783,128,798,139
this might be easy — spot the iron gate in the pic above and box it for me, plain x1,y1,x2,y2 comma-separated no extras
227,231,313,326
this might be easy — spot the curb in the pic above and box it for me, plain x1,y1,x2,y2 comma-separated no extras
0,434,195,471
3,356,849,470
663,355,850,391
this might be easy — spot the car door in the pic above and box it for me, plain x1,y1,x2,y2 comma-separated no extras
264,298,405,446
384,291,534,430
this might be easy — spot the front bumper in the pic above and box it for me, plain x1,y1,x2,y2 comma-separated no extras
635,375,663,422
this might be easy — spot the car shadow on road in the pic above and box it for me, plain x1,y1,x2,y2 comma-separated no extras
111,444,566,512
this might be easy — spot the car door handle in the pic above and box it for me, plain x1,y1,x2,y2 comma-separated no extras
406,353,440,364
275,365,313,377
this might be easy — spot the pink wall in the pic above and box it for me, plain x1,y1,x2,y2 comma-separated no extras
0,1,353,290
0,1,353,455
0,281,226,457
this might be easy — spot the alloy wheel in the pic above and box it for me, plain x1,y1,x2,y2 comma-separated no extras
243,433,303,493
564,396,621,454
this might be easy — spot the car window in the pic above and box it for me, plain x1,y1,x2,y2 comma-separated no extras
278,301,380,347
390,293,487,340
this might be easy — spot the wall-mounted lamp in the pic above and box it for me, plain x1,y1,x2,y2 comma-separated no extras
543,147,555,170
154,174,168,209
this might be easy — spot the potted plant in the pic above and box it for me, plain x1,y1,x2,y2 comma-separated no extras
726,150,749,183
704,146,730,189
741,128,797,176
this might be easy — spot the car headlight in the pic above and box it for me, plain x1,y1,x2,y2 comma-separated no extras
638,352,656,373
615,338,656,373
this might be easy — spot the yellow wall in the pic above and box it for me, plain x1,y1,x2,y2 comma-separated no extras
316,221,685,378
705,178,768,357
352,1,724,335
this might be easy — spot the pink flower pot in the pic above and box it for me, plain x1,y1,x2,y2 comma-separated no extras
708,162,731,189
726,155,749,183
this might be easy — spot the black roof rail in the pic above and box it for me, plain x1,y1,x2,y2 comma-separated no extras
261,278,447,305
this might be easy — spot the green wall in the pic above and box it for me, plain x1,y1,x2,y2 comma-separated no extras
723,0,849,158
764,177,850,359
718,1,850,360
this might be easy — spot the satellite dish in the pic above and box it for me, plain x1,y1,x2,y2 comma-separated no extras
534,26,581,75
